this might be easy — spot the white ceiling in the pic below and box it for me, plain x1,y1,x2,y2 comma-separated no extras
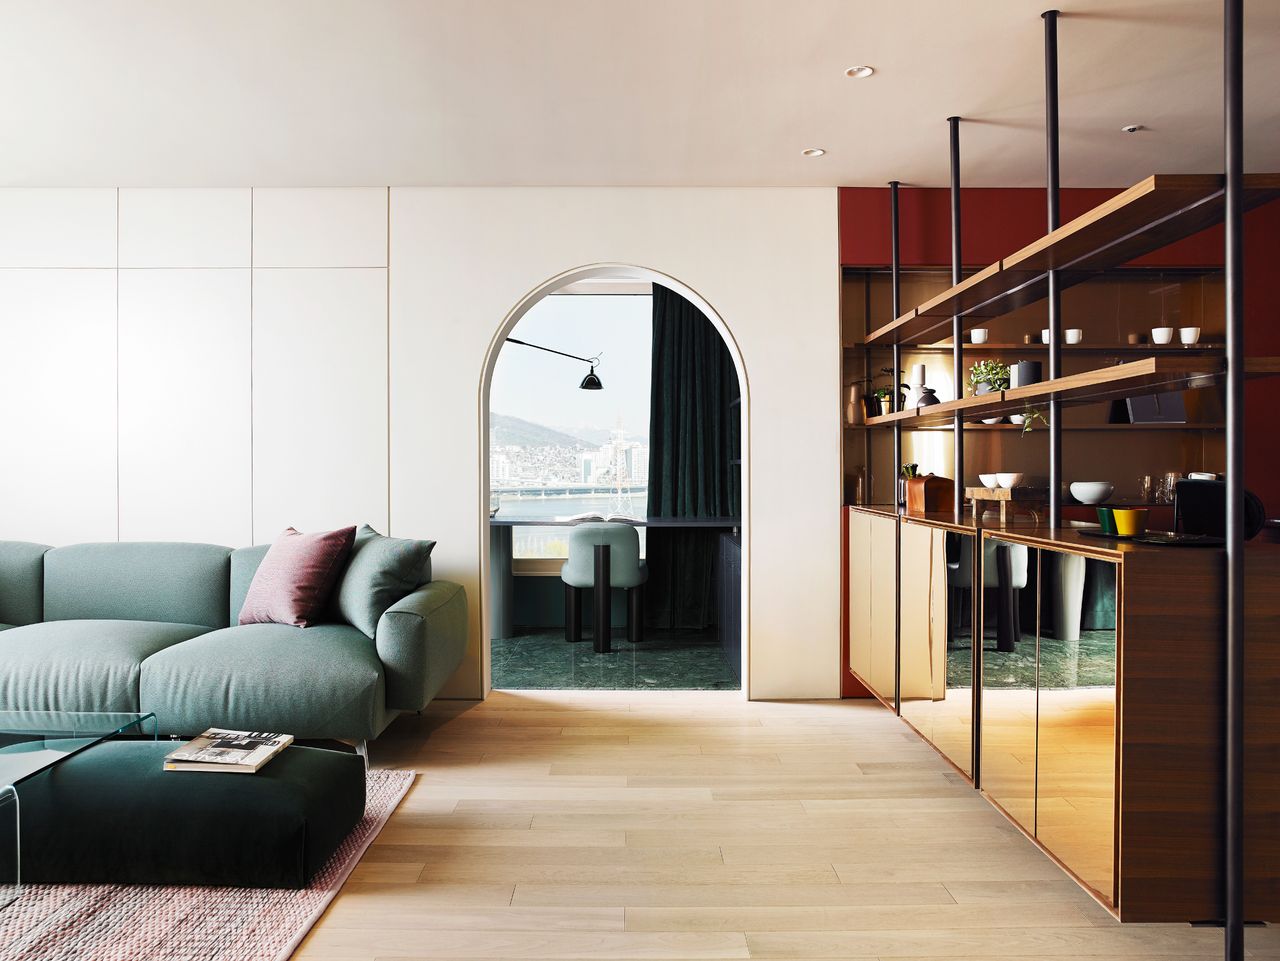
1,0,1277,188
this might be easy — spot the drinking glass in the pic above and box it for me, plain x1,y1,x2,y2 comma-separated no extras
1138,475,1153,504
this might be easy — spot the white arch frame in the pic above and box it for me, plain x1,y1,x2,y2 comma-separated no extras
476,263,751,697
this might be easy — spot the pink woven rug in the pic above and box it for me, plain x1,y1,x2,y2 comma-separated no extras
0,769,414,961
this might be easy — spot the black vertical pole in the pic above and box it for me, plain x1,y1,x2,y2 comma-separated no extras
890,181,903,715
593,543,612,654
948,117,963,520
1044,10,1063,530
891,181,903,504
1223,0,1244,955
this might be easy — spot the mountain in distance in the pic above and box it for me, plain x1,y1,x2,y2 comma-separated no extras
490,413,594,449
552,424,649,446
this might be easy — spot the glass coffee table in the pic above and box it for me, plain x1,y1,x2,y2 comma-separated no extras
0,711,157,908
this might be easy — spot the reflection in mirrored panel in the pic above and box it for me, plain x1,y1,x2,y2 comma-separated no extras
979,537,1039,833
1036,553,1118,905
899,524,973,777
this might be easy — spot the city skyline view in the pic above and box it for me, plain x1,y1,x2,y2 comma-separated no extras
490,293,652,552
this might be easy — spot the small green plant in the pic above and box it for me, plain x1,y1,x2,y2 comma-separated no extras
900,463,920,479
872,385,893,400
967,359,1011,394
1018,406,1048,435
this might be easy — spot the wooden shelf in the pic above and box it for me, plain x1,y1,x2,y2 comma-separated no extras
848,421,1226,432
862,356,1280,429
865,173,1280,347
848,343,1227,355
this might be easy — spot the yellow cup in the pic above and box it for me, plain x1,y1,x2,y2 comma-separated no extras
1112,508,1149,536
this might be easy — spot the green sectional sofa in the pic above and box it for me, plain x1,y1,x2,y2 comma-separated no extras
0,540,467,744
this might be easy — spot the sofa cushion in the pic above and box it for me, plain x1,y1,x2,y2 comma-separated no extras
229,544,270,623
239,527,356,628
44,542,233,629
139,622,389,740
0,619,211,713
0,540,51,627
335,524,436,638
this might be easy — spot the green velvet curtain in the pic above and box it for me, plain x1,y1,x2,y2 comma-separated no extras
647,285,741,518
645,285,741,630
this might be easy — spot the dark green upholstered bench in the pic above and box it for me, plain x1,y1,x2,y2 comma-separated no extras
8,741,365,888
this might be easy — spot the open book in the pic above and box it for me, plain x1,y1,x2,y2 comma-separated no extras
164,728,293,774
565,512,644,524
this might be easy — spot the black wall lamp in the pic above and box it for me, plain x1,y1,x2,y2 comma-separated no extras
506,337,603,390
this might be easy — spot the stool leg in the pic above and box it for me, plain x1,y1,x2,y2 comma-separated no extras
628,586,644,645
995,545,1016,653
565,583,582,643
593,544,611,654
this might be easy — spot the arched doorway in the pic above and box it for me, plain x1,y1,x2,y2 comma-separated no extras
478,264,749,695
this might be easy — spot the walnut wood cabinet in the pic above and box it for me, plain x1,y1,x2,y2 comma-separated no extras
845,505,1280,922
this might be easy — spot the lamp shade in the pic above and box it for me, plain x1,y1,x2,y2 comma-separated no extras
579,367,603,390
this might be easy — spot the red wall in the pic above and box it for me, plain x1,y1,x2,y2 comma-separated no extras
837,186,1234,269
838,187,1280,512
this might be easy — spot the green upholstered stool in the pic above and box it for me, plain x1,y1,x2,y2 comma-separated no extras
6,740,365,888
561,523,648,653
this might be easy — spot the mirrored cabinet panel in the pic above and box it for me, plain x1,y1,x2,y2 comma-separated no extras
1036,553,1118,905
867,512,898,704
900,523,974,777
979,537,1039,834
846,509,899,707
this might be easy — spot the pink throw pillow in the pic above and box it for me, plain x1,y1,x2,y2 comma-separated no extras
239,526,357,628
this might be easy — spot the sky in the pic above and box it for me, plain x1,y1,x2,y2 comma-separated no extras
490,294,652,441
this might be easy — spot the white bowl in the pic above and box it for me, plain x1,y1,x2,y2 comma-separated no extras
1065,328,1083,344
1040,329,1051,344
996,472,1024,489
978,473,999,488
1070,481,1114,504
970,328,989,344
1152,327,1174,345
1179,326,1201,345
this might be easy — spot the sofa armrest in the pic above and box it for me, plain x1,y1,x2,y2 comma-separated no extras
375,580,468,713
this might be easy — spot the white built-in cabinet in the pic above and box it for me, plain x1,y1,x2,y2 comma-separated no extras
0,186,391,547
0,269,118,544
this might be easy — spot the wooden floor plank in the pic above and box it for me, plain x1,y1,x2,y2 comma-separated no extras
296,692,1241,961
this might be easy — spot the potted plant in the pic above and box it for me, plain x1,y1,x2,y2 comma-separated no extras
967,358,1011,395
968,359,1010,425
871,367,908,416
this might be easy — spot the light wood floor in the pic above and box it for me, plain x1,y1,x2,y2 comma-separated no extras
295,691,1275,961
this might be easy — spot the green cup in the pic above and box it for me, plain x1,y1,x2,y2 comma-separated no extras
1096,507,1117,534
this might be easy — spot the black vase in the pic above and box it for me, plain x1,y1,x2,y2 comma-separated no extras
916,387,941,407
1012,360,1043,388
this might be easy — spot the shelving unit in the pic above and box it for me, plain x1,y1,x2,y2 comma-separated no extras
837,5,1273,938
866,174,1280,347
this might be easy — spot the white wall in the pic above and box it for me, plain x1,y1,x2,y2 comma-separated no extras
389,189,839,699
0,186,840,700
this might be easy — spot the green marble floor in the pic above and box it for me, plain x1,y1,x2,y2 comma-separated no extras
491,628,741,691
946,628,1117,690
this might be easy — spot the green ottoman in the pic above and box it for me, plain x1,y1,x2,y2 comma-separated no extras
8,741,365,888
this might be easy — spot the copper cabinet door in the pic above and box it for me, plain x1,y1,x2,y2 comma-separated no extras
979,536,1038,834
900,523,974,777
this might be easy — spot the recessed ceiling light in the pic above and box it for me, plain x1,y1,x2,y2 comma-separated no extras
1121,123,1145,134
801,147,826,158
845,65,875,79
